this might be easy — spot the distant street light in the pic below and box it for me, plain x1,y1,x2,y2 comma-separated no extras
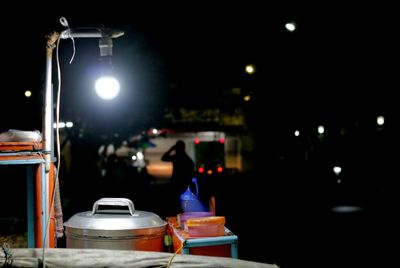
25,90,32,98
245,64,255,74
243,95,251,102
376,116,385,126
317,125,325,134
285,22,296,32
333,166,342,175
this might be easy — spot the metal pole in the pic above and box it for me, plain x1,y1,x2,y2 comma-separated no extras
60,28,124,39
43,32,60,172
41,32,60,248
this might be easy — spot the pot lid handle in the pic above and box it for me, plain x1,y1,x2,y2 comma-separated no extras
91,198,135,216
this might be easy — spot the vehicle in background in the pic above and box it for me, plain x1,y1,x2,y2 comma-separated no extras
145,130,242,180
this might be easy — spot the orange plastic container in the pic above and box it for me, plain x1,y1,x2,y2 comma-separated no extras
167,216,238,258
186,216,225,237
177,212,214,230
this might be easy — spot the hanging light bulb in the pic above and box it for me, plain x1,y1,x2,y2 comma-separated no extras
95,55,120,100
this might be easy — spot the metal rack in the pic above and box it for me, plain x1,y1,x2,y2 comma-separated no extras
0,142,54,248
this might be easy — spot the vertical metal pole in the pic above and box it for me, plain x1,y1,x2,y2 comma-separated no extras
26,165,35,248
41,163,49,247
231,241,239,259
41,32,59,248
43,33,59,172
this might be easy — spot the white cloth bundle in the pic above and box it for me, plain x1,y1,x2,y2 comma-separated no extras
0,129,42,142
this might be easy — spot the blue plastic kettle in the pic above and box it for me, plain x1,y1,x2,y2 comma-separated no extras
180,178,207,212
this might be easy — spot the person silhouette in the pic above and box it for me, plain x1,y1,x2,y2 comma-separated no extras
161,140,195,214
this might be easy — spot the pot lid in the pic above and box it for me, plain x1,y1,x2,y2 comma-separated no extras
64,198,166,230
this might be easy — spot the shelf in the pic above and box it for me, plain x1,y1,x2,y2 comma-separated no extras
0,142,43,152
0,142,53,248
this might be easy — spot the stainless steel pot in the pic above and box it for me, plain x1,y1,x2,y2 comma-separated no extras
64,198,167,251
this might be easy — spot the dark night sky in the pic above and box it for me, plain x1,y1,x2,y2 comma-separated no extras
1,3,398,134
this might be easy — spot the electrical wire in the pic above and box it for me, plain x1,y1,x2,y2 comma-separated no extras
60,17,75,64
68,37,76,64
166,241,185,268
41,33,64,268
